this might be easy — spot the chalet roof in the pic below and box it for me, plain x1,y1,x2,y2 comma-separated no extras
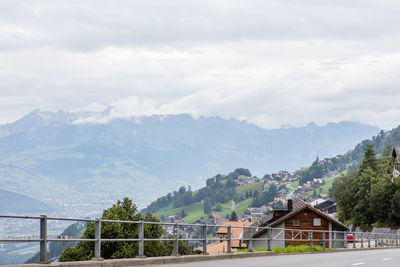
393,146,400,158
216,221,255,234
216,221,256,248
253,198,348,238
210,214,221,220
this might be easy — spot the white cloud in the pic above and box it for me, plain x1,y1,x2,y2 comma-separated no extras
0,1,400,129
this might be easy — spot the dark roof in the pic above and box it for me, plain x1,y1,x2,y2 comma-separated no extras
393,146,400,158
261,214,273,225
291,198,308,210
253,198,348,238
315,201,336,211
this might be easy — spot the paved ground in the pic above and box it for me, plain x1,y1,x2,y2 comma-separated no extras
145,248,400,267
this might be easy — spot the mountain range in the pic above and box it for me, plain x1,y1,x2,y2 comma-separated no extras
0,109,379,215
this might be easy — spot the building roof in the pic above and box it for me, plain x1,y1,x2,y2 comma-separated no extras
216,221,255,248
210,214,221,220
309,198,329,207
216,221,255,234
253,198,348,238
205,241,229,254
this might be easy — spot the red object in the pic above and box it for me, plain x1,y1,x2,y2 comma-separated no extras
347,233,354,242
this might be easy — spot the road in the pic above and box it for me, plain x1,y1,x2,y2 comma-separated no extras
145,249,400,267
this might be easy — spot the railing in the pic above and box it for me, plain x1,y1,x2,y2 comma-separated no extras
1,214,400,263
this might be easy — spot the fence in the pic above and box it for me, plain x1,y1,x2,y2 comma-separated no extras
1,214,399,263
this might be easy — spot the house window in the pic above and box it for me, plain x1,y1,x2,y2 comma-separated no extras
313,218,321,226
292,218,300,226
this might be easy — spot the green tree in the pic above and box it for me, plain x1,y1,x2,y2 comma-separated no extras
359,144,378,173
60,198,194,261
352,167,375,230
230,211,238,221
180,209,187,218
369,178,394,225
214,203,223,212
312,190,317,198
390,189,400,226
331,172,356,222
203,198,212,215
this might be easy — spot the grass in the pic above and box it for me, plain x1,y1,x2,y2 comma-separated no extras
237,245,332,253
235,182,264,198
291,180,299,188
236,247,271,252
305,172,345,198
272,245,331,253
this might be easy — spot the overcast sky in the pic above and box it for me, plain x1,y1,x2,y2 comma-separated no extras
1,0,400,129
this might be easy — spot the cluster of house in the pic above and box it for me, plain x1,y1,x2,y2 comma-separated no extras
233,176,258,186
202,198,346,254
301,178,323,189
270,170,300,182
244,205,271,221
233,170,301,187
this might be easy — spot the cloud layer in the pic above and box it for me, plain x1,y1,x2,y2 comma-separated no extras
1,1,400,129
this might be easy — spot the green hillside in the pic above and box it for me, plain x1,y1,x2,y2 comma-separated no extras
143,169,269,224
154,191,256,224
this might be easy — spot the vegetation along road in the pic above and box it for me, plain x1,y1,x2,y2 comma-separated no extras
146,249,400,267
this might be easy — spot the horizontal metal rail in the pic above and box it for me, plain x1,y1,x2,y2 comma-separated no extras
1,214,399,263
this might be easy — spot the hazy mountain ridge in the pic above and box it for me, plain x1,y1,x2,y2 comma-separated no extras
0,110,379,214
0,187,53,214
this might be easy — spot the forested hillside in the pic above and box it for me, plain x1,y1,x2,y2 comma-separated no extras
298,127,400,185
331,144,400,230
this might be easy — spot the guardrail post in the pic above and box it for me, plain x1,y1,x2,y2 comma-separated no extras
360,233,364,248
227,225,232,253
323,231,326,251
353,233,356,248
173,223,179,256
202,224,208,254
138,220,145,257
333,231,336,249
310,231,313,252
248,228,253,252
267,227,272,251
39,215,47,263
93,218,102,260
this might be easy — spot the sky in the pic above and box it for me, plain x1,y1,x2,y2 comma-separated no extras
1,0,400,129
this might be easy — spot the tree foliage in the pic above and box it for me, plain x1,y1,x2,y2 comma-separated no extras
331,144,400,230
230,211,238,221
251,185,278,207
59,198,194,261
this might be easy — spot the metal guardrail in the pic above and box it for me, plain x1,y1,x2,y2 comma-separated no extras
1,214,399,263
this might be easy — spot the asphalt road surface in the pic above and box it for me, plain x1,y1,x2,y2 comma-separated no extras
146,249,400,267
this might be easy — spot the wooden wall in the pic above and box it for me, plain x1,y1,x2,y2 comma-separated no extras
284,207,330,248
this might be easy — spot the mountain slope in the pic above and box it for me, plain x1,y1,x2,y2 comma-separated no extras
0,109,379,214
0,187,54,214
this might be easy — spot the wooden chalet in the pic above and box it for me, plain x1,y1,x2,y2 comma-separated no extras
253,198,348,248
